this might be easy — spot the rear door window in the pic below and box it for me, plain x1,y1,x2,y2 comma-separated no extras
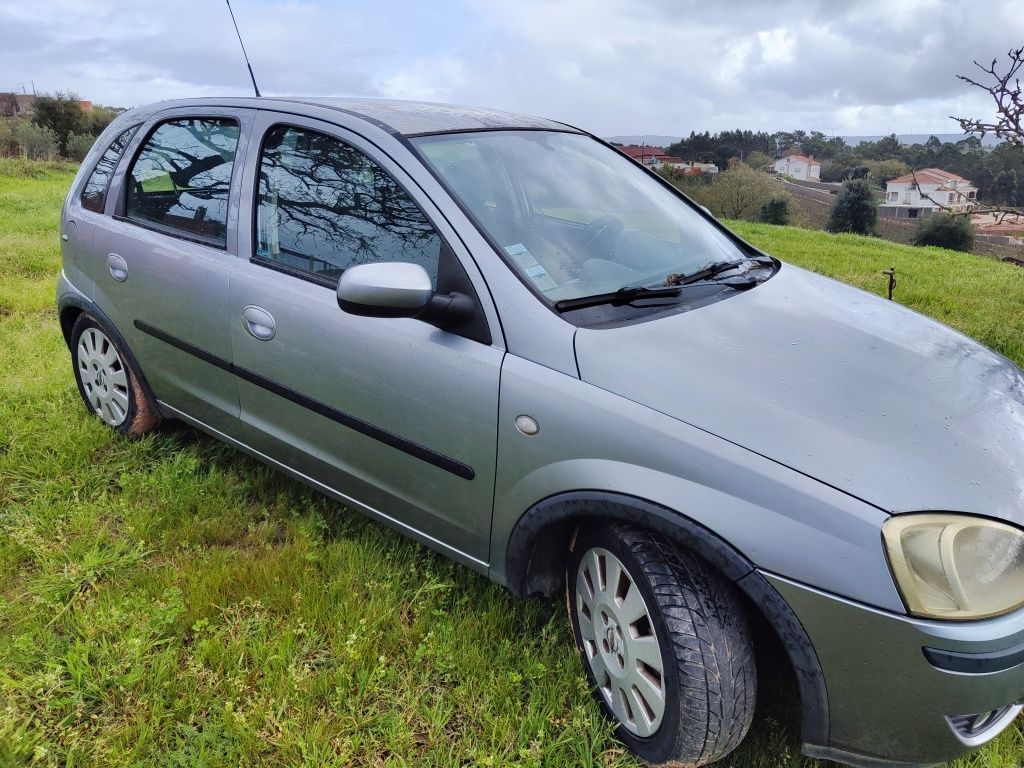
125,118,240,247
80,125,139,213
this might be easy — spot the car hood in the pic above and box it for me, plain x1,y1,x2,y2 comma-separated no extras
574,264,1024,525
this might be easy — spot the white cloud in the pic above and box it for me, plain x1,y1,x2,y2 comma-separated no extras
1,0,1020,136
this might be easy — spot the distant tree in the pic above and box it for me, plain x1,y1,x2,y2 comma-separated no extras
744,150,775,171
759,197,790,225
912,213,975,251
668,129,778,167
853,133,903,161
988,168,1019,205
827,178,877,235
14,121,58,159
66,132,95,162
867,159,911,188
820,153,870,182
31,91,86,154
0,93,16,118
801,130,847,160
0,120,15,156
87,105,125,137
698,164,791,220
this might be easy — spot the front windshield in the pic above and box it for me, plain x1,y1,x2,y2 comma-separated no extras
412,130,747,302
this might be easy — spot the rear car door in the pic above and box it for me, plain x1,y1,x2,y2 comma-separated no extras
62,123,141,300
229,112,503,566
90,107,254,433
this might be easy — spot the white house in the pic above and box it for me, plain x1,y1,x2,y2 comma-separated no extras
773,154,821,181
881,168,978,219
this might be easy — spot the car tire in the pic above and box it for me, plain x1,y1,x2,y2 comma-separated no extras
70,313,161,437
566,523,756,766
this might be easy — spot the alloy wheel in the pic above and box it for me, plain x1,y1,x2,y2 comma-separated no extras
77,327,130,427
574,546,666,737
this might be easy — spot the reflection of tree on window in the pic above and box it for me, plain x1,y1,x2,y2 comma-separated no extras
81,125,138,213
126,119,240,246
255,126,439,284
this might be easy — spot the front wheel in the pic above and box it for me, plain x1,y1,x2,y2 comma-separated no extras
567,523,756,766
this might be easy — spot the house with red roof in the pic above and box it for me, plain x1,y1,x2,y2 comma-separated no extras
614,145,717,174
773,154,821,181
881,168,978,219
616,145,667,164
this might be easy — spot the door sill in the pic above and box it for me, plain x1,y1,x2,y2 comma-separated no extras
157,400,490,572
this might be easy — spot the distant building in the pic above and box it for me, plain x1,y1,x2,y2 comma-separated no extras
614,146,718,174
0,94,93,117
616,145,667,165
880,168,978,219
773,154,821,181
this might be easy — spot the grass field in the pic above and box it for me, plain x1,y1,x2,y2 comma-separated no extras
2,156,1023,767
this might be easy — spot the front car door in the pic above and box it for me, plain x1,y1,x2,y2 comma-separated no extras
90,107,255,433
229,111,504,567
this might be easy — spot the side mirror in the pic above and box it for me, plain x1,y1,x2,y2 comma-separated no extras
336,262,433,317
336,261,476,330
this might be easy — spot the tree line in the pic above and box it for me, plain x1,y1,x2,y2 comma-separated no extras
666,129,1024,206
0,91,124,161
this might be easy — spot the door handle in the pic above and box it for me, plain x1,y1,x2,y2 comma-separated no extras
106,253,128,282
241,305,276,340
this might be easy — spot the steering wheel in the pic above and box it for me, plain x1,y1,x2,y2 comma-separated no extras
575,214,624,260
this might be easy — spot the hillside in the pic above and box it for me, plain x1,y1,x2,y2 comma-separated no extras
1,161,1021,766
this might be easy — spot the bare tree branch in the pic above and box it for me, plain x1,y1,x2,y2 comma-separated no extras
952,46,1024,147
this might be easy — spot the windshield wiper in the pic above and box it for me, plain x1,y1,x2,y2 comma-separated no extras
553,273,761,312
665,258,767,286
553,285,685,313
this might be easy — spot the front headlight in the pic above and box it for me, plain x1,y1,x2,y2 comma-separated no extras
882,514,1024,620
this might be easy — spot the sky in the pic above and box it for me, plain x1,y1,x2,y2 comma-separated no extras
1,0,1022,139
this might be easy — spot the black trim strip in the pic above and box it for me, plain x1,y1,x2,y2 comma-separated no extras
133,319,475,480
923,642,1024,674
248,255,339,290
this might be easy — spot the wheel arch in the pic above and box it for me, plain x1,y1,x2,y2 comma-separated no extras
505,489,829,747
58,293,160,412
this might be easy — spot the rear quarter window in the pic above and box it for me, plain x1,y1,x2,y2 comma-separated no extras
80,125,139,213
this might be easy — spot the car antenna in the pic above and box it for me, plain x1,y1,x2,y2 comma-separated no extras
225,0,261,97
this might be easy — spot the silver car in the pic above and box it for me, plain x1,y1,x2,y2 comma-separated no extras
57,98,1024,767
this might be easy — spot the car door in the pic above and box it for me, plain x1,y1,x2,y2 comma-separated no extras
229,112,503,567
90,107,255,434
62,123,142,300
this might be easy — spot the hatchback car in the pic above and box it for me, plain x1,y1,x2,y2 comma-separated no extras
58,97,1024,767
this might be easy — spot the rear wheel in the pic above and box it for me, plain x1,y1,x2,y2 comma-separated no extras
70,313,160,437
567,523,756,766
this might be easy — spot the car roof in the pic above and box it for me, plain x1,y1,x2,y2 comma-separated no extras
132,97,580,138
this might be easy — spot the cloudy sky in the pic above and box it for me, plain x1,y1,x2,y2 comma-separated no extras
2,0,1021,138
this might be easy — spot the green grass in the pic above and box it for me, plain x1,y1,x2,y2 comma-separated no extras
1,163,1022,767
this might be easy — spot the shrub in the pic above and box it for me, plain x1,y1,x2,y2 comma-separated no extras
912,213,975,252
31,91,86,154
867,159,911,188
827,178,877,235
744,150,775,172
0,119,14,156
14,122,58,160
758,197,790,225
692,164,791,220
67,132,95,162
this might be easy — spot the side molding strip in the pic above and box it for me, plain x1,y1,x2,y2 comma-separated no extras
133,319,475,480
